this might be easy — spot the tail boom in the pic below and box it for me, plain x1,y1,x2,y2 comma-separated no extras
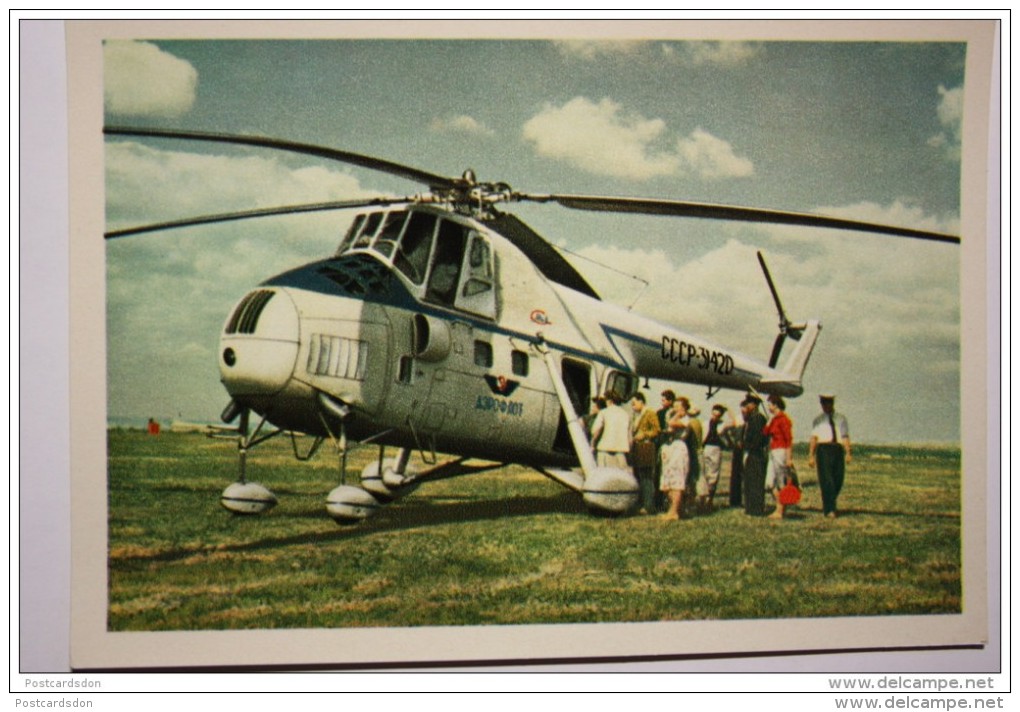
598,314,822,399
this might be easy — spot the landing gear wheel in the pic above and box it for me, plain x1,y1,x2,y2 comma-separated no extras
582,466,639,516
220,481,277,514
326,485,383,525
359,458,419,502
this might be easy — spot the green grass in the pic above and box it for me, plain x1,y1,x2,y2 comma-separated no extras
107,430,961,630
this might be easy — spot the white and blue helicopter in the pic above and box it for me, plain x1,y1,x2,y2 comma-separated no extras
104,127,960,524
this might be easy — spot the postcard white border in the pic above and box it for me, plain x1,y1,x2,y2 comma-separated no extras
56,18,999,671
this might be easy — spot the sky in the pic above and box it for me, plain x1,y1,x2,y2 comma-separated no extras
103,36,967,443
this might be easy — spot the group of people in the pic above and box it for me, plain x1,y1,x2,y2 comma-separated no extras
585,388,851,521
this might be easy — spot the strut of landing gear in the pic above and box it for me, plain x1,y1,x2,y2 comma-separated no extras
218,408,279,514
213,399,504,525
325,446,419,525
534,339,639,515
326,444,508,526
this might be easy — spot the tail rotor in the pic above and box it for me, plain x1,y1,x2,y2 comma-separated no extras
757,251,806,369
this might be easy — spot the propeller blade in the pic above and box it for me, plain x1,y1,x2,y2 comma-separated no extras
519,193,960,244
104,197,412,239
105,126,459,192
768,332,787,370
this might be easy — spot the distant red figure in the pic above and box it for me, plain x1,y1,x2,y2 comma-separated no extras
147,418,160,436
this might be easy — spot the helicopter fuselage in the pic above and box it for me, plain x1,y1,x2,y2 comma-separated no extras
217,204,816,469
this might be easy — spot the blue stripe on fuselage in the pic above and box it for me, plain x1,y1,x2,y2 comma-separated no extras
600,323,658,370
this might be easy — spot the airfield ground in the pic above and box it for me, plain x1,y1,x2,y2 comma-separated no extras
106,430,962,631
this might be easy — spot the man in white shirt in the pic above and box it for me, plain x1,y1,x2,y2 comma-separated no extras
589,391,632,469
807,393,852,518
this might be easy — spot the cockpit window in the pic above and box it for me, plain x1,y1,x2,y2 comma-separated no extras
425,220,468,307
336,214,366,255
336,210,495,320
462,231,494,297
353,212,383,248
371,211,407,259
394,211,437,285
456,230,497,318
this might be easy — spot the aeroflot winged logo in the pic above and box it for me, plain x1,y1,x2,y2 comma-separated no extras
530,309,551,326
484,374,521,397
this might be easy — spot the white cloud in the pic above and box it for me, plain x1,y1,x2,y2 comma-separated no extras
556,40,759,67
572,239,776,358
936,85,964,128
681,41,760,66
928,84,963,161
105,141,375,228
104,140,386,419
553,40,642,60
104,40,198,118
676,128,754,180
523,97,752,181
523,97,676,180
429,114,494,136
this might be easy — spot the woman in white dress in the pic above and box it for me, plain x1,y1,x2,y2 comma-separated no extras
659,403,691,520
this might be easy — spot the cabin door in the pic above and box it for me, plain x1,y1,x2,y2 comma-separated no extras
552,358,592,456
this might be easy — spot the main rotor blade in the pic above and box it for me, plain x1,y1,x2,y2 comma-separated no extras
521,193,960,244
104,127,459,192
104,197,410,239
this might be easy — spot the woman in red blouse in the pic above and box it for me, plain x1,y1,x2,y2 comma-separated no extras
764,394,794,519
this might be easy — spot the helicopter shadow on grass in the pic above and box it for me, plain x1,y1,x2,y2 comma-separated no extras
217,491,592,557
116,478,959,566
288,489,591,534
115,490,592,565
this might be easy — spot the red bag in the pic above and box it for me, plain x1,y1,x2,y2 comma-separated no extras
779,481,802,506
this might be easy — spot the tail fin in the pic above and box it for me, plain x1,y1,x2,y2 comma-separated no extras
759,320,822,396
780,320,821,384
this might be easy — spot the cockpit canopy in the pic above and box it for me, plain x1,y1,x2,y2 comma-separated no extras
337,207,497,318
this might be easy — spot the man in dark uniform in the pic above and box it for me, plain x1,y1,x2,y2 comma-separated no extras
808,394,852,518
740,394,768,516
727,418,745,508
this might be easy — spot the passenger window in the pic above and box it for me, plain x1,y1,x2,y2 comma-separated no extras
511,350,529,377
474,341,493,368
394,212,437,284
605,371,637,401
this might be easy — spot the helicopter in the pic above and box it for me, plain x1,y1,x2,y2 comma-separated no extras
104,126,961,525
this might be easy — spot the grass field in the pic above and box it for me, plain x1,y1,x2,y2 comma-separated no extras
107,430,961,631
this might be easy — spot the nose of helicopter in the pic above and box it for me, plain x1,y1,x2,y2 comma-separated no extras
219,288,300,396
